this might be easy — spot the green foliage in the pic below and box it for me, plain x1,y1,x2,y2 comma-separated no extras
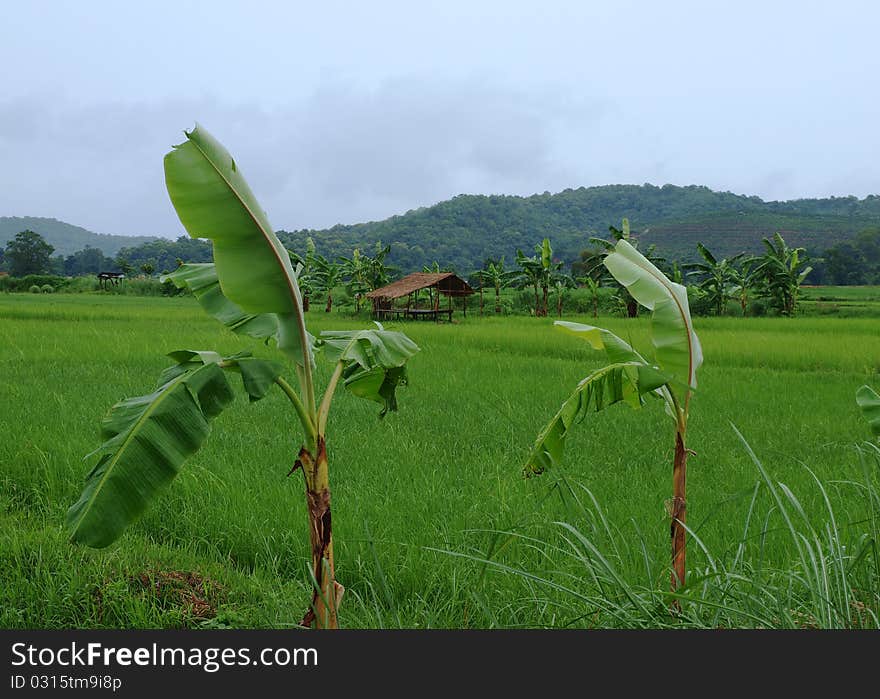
40,284,54,294
4,230,55,276
750,233,813,316
0,274,69,293
29,285,41,294
2,294,880,629
682,243,743,316
68,122,419,614
317,324,420,416
63,246,116,276
67,358,247,547
527,239,702,474
813,227,880,285
526,360,668,474
278,186,880,273
162,263,283,342
0,216,157,258
115,237,212,275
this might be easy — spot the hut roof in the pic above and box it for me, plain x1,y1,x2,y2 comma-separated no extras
366,272,475,300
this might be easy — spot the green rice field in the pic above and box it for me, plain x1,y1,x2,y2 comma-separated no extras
1,293,878,628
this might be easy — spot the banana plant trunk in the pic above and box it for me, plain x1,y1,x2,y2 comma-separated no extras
626,296,639,318
541,285,549,317
670,430,688,597
495,286,501,314
297,439,342,629
325,293,332,313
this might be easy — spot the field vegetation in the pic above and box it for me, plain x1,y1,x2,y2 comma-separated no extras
2,293,878,628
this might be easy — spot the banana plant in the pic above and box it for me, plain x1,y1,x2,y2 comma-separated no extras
66,124,419,629
525,238,702,596
749,232,813,316
683,242,743,316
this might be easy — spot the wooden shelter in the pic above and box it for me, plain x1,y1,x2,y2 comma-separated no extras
366,272,475,321
97,272,125,289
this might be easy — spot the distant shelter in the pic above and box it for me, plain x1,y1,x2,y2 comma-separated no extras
366,272,475,322
97,272,125,289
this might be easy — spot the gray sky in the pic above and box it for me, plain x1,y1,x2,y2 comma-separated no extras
1,0,878,238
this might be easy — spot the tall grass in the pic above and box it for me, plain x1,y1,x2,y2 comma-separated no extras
441,428,879,628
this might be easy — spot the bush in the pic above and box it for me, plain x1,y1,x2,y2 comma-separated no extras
749,299,768,317
1,274,69,293
29,285,41,294
63,276,100,293
40,284,54,294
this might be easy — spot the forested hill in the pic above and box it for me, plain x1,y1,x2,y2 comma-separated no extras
0,217,157,257
279,184,880,271
7,184,880,273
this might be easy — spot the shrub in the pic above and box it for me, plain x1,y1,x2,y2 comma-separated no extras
40,284,54,294
3,275,69,293
29,285,41,294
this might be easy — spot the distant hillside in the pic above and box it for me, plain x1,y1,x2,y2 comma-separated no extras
280,184,880,271
8,184,880,272
639,212,866,262
0,217,157,258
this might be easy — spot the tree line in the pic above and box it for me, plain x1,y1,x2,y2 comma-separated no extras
0,222,862,317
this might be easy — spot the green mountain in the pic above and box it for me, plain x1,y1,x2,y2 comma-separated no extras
0,217,157,258
280,184,880,271
7,184,879,274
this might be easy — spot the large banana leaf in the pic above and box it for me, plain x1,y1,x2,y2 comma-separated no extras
554,321,647,365
342,365,408,417
162,350,285,402
857,385,880,437
67,352,285,547
318,324,420,415
539,238,552,270
67,362,235,547
525,362,670,476
162,264,279,342
318,324,419,368
604,239,703,392
164,124,311,367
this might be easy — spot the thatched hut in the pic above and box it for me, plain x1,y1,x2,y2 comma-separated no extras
366,272,475,321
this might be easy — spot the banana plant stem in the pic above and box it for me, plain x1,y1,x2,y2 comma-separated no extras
274,375,317,448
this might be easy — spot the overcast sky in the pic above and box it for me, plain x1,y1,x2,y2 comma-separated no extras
1,0,878,238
